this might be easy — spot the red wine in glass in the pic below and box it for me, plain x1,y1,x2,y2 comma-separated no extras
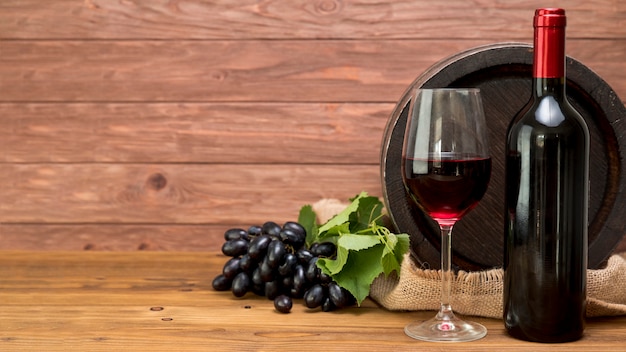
403,154,491,226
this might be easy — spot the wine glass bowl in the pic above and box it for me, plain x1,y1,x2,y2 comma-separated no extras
401,88,491,342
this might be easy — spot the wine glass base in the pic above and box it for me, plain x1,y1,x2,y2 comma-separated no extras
404,315,487,342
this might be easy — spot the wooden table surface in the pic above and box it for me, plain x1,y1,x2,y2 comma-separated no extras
1,251,625,351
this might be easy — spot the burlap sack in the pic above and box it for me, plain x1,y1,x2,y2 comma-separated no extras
312,199,626,319
369,252,626,318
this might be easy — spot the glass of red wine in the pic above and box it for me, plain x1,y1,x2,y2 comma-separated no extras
401,88,491,342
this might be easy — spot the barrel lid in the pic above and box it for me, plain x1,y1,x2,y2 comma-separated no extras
380,43,626,271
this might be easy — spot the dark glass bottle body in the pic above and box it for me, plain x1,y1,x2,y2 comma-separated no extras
503,75,589,341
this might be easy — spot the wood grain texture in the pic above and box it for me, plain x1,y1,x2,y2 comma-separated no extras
0,224,226,251
0,0,624,252
0,164,380,223
1,0,625,39
0,102,391,163
1,40,625,103
1,251,626,351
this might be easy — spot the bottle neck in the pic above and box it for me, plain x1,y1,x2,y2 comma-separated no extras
533,77,566,100
533,22,566,99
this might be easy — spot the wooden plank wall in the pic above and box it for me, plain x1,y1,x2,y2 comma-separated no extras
1,0,625,252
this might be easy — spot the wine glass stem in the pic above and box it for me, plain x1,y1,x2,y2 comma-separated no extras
439,224,454,320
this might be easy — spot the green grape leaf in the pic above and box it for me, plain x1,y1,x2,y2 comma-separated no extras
299,192,410,307
317,191,366,235
381,232,410,276
348,194,384,232
338,232,382,251
316,222,350,243
317,234,381,275
298,204,319,247
325,244,386,306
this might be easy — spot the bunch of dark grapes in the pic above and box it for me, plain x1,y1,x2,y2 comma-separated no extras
212,221,355,313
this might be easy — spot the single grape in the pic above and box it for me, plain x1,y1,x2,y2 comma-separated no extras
231,272,251,297
247,225,263,237
279,229,304,249
304,284,325,309
221,238,248,257
312,242,336,258
238,254,255,273
259,256,275,282
274,295,293,314
262,221,282,237
222,257,241,280
296,248,314,264
318,270,332,284
267,240,287,268
291,264,307,298
278,253,297,276
305,257,320,282
248,235,272,260
321,295,336,312
251,267,264,286
224,228,248,241
328,281,348,308
282,221,306,238
212,274,232,291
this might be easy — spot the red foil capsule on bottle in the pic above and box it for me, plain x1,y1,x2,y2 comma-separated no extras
533,8,566,78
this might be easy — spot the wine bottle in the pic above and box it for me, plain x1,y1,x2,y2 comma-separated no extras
503,8,589,343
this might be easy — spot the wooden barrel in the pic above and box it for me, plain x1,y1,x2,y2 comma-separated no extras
381,43,626,271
